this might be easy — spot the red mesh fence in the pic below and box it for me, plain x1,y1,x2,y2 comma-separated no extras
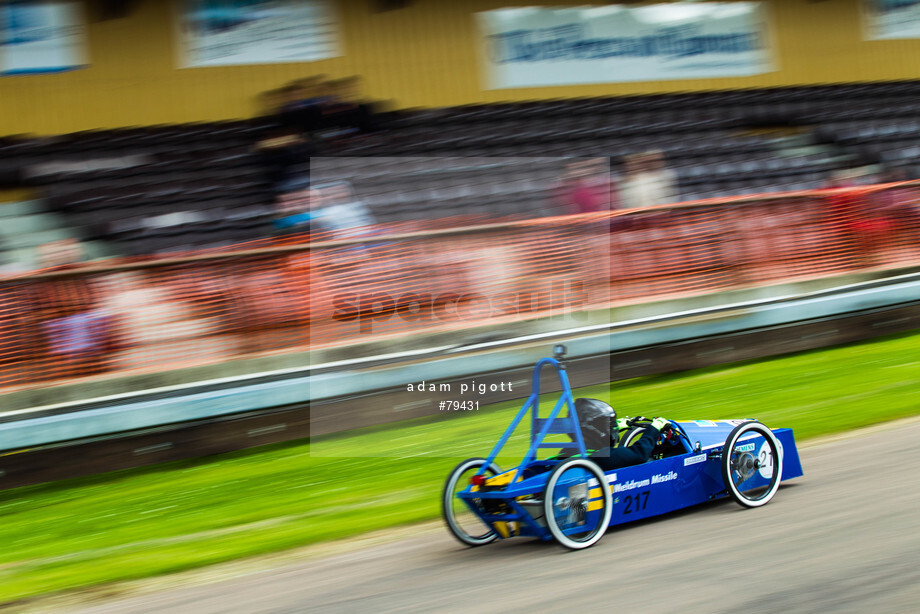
0,183,918,392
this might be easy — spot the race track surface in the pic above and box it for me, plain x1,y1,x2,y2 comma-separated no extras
72,421,920,614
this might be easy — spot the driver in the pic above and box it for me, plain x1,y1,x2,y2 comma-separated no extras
568,398,671,472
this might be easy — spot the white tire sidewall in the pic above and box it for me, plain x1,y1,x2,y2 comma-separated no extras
543,458,613,549
724,422,783,508
443,458,501,546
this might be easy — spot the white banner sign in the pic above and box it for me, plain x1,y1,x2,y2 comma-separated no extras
178,0,339,68
864,0,920,39
477,3,774,89
0,1,87,75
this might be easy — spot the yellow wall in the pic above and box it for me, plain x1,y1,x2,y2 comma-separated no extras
3,0,920,135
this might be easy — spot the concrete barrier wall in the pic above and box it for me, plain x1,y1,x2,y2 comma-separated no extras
2,300,918,489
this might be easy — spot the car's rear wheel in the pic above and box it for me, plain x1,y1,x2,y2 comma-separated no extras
442,458,502,546
721,421,783,508
543,458,612,550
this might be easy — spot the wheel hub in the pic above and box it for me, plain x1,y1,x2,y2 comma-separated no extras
734,452,757,480
554,496,571,512
572,497,587,524
554,491,588,526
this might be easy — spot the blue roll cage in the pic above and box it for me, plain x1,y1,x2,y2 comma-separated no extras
474,357,587,484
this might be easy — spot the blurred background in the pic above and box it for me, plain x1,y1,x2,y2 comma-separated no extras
0,0,919,605
0,0,917,391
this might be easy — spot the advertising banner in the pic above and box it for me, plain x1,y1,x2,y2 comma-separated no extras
864,0,920,39
0,1,87,75
178,0,339,67
477,3,773,89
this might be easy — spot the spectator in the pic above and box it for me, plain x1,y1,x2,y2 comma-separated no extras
557,158,614,215
876,168,920,249
310,182,375,239
308,183,379,278
825,169,893,264
255,83,316,194
310,79,356,137
255,127,312,193
329,76,383,134
272,187,312,237
30,239,118,380
619,150,678,210
264,75,384,146
278,78,326,136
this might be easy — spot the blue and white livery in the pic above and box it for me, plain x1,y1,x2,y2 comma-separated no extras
442,346,804,550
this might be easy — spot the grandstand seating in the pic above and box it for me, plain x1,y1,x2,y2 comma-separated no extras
1,121,277,257
2,80,920,260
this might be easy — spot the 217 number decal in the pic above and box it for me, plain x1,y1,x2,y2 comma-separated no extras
623,491,650,514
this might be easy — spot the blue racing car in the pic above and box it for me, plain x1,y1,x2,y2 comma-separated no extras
442,345,804,550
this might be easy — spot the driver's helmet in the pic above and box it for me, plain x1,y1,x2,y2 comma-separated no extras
574,398,618,450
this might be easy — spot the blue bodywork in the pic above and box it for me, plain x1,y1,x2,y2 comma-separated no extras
455,356,804,543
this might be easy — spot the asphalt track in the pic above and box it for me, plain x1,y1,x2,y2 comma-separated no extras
70,420,920,614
